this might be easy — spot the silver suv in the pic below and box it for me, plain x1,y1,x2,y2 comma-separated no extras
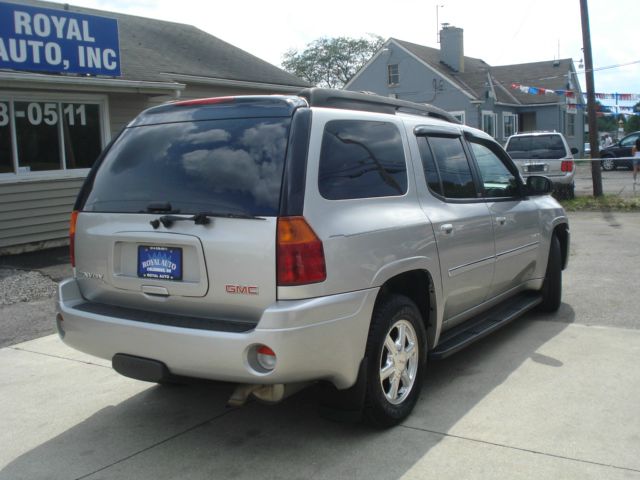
57,89,569,426
504,131,577,199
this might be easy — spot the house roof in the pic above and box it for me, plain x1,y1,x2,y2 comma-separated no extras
389,38,577,106
5,0,310,89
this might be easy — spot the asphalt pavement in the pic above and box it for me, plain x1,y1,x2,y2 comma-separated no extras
1,212,639,479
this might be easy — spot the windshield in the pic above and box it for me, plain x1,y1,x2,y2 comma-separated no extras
506,135,566,160
83,117,291,216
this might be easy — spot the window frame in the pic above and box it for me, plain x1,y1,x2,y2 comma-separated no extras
502,112,518,140
0,90,110,181
387,64,400,86
414,128,483,203
481,110,497,138
464,132,524,201
449,111,466,125
565,111,576,138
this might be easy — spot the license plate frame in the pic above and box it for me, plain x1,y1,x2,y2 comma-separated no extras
137,245,183,281
526,163,546,173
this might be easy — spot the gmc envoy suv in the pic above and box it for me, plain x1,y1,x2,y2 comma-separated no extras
57,89,569,426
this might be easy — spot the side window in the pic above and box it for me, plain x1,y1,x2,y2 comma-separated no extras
620,134,639,148
426,136,477,199
469,140,519,198
417,137,443,196
318,120,407,200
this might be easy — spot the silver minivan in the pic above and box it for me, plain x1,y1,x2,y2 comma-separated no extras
58,89,569,426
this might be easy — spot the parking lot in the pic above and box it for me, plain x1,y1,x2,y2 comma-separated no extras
1,211,640,480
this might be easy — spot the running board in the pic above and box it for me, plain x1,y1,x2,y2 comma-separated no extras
430,291,542,360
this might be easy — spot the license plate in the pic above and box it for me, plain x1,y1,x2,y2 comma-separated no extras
137,246,182,281
526,164,546,172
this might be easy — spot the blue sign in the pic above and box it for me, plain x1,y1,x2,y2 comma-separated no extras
0,1,120,76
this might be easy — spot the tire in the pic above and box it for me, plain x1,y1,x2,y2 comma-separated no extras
363,295,427,427
539,235,562,312
601,157,616,171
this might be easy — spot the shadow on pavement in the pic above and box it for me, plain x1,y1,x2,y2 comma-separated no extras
1,307,574,480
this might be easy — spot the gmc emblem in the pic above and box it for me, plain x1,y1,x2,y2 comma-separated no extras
225,285,259,295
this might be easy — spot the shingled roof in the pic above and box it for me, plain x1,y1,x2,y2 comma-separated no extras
390,38,577,106
12,0,310,88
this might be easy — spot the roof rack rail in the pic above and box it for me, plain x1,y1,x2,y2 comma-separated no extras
298,88,459,124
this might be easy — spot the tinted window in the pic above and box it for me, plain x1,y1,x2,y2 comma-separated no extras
427,136,476,198
318,120,407,200
417,137,443,196
470,140,519,197
620,134,639,148
506,135,566,159
84,118,291,216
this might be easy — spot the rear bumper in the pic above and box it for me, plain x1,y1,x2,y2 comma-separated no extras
57,279,377,389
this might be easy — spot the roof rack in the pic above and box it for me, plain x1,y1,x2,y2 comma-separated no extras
298,88,459,124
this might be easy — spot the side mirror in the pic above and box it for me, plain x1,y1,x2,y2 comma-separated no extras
570,147,579,155
526,176,552,196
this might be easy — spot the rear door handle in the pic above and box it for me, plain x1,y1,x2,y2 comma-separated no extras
496,216,507,226
440,223,453,234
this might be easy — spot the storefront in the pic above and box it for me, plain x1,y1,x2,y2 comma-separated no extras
0,0,308,254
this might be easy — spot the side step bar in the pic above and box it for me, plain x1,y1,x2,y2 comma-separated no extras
430,291,542,360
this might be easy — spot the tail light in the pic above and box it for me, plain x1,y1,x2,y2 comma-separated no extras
69,210,79,267
561,160,574,172
173,96,235,106
277,217,326,286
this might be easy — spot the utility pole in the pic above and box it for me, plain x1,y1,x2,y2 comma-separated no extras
580,0,603,196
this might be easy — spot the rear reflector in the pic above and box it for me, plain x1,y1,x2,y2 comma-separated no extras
561,160,574,172
173,96,235,107
69,210,79,267
277,217,326,286
256,345,277,371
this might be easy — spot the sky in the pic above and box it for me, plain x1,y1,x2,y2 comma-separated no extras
68,0,639,105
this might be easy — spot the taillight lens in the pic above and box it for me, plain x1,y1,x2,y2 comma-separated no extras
69,210,78,267
561,160,574,172
277,217,326,286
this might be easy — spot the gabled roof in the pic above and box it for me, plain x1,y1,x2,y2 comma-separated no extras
7,0,309,89
387,38,578,106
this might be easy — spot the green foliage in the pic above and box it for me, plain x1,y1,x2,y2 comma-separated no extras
626,101,640,133
281,35,385,89
560,195,640,211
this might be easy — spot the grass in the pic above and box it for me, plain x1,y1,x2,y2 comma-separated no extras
560,195,640,212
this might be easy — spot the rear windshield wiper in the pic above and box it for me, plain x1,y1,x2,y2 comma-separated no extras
150,211,265,229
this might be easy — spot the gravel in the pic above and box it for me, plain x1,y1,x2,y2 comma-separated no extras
0,269,58,305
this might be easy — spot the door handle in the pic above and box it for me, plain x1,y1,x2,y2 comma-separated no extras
496,216,507,226
440,223,453,234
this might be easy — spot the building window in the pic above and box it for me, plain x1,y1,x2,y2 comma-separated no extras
0,93,108,176
449,111,466,125
482,111,497,137
388,64,399,85
566,112,576,137
503,113,518,139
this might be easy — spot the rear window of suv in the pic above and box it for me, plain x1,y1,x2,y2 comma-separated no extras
506,135,566,160
83,117,291,216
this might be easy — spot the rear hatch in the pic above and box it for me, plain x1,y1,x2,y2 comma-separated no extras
74,97,303,323
506,134,573,178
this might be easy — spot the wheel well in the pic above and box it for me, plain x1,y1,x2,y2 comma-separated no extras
553,224,569,270
375,270,436,349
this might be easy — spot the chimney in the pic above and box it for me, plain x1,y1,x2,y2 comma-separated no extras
439,25,464,72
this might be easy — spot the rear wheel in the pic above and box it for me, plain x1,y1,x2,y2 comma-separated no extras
363,295,427,427
539,235,562,312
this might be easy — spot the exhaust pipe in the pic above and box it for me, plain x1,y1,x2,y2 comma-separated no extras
227,382,310,407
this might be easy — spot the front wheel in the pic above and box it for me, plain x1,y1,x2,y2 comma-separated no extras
363,295,427,427
539,235,562,312
601,157,616,171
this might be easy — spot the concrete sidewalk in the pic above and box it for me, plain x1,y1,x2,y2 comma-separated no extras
2,319,639,480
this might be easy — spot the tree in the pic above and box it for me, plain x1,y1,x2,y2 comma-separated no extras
282,35,385,89
625,101,640,133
